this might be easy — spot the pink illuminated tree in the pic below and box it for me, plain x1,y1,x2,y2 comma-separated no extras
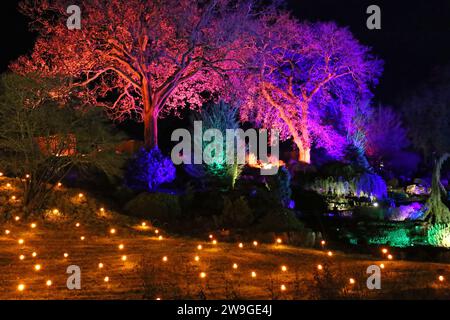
12,0,269,149
240,20,383,163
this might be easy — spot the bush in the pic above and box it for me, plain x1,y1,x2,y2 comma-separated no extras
213,196,254,229
125,148,176,192
353,206,385,221
254,209,304,233
427,223,450,248
265,166,292,208
124,192,181,224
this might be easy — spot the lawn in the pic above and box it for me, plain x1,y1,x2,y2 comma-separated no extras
1,219,450,300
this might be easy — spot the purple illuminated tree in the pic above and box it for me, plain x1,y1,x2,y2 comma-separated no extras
365,106,410,161
240,20,383,163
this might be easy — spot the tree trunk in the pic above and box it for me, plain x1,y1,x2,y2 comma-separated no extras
143,109,158,150
142,80,158,150
298,146,311,164
425,153,450,224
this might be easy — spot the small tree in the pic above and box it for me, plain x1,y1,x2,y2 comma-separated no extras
185,101,244,189
0,73,125,215
424,154,450,224
365,106,410,163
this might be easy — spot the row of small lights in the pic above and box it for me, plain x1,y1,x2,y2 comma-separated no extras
1,175,447,296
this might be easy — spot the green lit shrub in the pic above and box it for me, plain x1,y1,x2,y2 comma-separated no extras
427,223,450,248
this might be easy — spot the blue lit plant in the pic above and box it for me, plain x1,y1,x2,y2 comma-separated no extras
125,147,176,192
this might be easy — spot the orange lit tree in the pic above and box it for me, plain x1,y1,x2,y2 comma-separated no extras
13,0,271,149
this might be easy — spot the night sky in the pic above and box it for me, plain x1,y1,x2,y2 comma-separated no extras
1,0,450,107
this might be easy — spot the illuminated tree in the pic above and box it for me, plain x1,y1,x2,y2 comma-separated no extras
365,106,410,162
13,0,268,149
0,73,124,214
401,65,450,161
240,20,383,163
424,153,450,224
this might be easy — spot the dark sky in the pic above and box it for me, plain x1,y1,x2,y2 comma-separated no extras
1,0,450,106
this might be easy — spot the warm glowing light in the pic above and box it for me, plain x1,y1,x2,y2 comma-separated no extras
80,236,85,241
5,230,10,235
349,278,355,285
78,193,84,198
121,255,127,261
380,263,385,269
382,248,388,254
31,223,37,229
439,275,445,282
75,223,80,227
251,271,257,278
162,256,168,262
212,240,217,245
100,208,105,212
52,209,59,214
15,216,20,221
11,196,16,201
194,256,200,262
321,240,326,245
141,222,146,227
156,298,161,300
158,235,163,240
46,280,52,287
34,264,41,271
118,244,124,250
199,272,206,279
104,276,109,282
25,174,30,179
155,229,159,234
209,234,213,239
281,284,286,291
32,252,37,258
238,243,243,248
387,254,393,260
233,263,238,269
18,239,24,245
0,172,3,177
276,238,282,244
98,263,104,269
110,228,116,234
327,251,333,257
281,265,287,272
197,244,203,250
6,183,11,188
253,241,258,247
64,253,69,258
17,284,25,292
57,182,62,187
317,264,323,270
19,255,25,260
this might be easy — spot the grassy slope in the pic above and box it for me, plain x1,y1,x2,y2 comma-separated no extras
1,222,450,300
1,177,450,300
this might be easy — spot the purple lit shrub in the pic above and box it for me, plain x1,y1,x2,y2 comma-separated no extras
125,147,176,192
388,202,425,221
355,172,387,199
